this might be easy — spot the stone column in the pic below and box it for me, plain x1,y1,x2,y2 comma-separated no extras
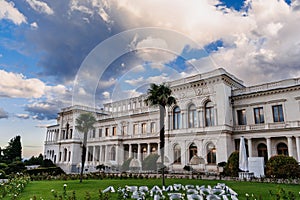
248,138,253,157
198,108,204,128
214,107,218,126
129,144,132,158
147,143,151,155
137,144,141,161
92,146,96,163
157,143,161,155
116,145,119,164
105,145,108,163
295,136,300,162
266,138,272,159
99,145,102,163
287,136,293,157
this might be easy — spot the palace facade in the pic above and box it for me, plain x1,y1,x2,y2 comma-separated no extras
44,68,300,174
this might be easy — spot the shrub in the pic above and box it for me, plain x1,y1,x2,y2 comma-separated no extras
26,167,65,176
121,157,133,172
217,162,227,167
5,161,26,174
0,169,6,179
0,163,8,170
224,151,239,177
142,154,159,171
41,159,55,167
266,155,300,179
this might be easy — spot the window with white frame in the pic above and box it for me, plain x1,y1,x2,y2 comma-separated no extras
188,104,197,128
173,144,181,164
254,107,264,124
272,105,284,122
205,101,214,126
173,106,181,129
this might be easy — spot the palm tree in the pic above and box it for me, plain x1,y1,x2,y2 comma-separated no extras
144,83,176,186
75,112,96,183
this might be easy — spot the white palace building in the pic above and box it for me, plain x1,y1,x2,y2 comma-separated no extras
44,68,300,174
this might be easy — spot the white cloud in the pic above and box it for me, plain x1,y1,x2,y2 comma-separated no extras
109,0,253,44
103,0,300,84
102,91,110,99
131,65,145,73
30,22,38,29
209,0,300,84
26,0,54,15
98,78,117,88
0,70,70,99
16,113,30,119
0,70,45,98
124,76,144,86
0,0,27,25
146,73,170,83
69,0,112,24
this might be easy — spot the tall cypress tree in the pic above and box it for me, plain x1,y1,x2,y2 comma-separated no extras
2,135,22,163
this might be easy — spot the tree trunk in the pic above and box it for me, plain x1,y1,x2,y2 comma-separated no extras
80,131,88,183
159,105,166,186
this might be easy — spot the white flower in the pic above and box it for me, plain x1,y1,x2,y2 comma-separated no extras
63,184,67,187
51,189,55,192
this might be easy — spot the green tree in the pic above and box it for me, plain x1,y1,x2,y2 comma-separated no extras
142,154,159,171
224,151,239,177
144,83,176,186
266,155,300,178
76,112,96,183
24,153,44,165
2,135,22,163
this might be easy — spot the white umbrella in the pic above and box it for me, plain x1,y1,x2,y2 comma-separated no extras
239,136,248,172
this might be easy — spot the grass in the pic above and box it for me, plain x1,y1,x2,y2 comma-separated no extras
7,178,300,199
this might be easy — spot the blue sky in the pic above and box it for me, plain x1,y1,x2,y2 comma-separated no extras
0,0,300,158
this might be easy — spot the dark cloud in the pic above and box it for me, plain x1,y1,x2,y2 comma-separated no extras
0,108,9,119
14,0,119,84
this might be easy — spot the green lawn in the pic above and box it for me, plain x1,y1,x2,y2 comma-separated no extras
9,178,300,199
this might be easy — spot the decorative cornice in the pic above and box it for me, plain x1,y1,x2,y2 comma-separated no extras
232,85,300,100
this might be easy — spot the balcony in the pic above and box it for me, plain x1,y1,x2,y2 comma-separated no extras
233,121,300,132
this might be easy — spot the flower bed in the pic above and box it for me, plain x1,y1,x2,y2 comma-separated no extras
0,173,30,199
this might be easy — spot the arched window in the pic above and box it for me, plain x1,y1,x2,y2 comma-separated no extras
188,104,197,128
257,143,267,163
207,143,216,164
173,144,181,164
189,143,197,161
205,101,214,127
173,106,181,129
110,146,116,161
277,143,288,156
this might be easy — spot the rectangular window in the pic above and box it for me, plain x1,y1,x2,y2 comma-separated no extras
142,123,147,134
105,127,109,137
150,122,156,133
92,129,96,138
112,126,117,136
254,107,264,124
237,109,247,125
272,105,284,122
59,152,62,161
133,124,138,135
98,128,102,137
